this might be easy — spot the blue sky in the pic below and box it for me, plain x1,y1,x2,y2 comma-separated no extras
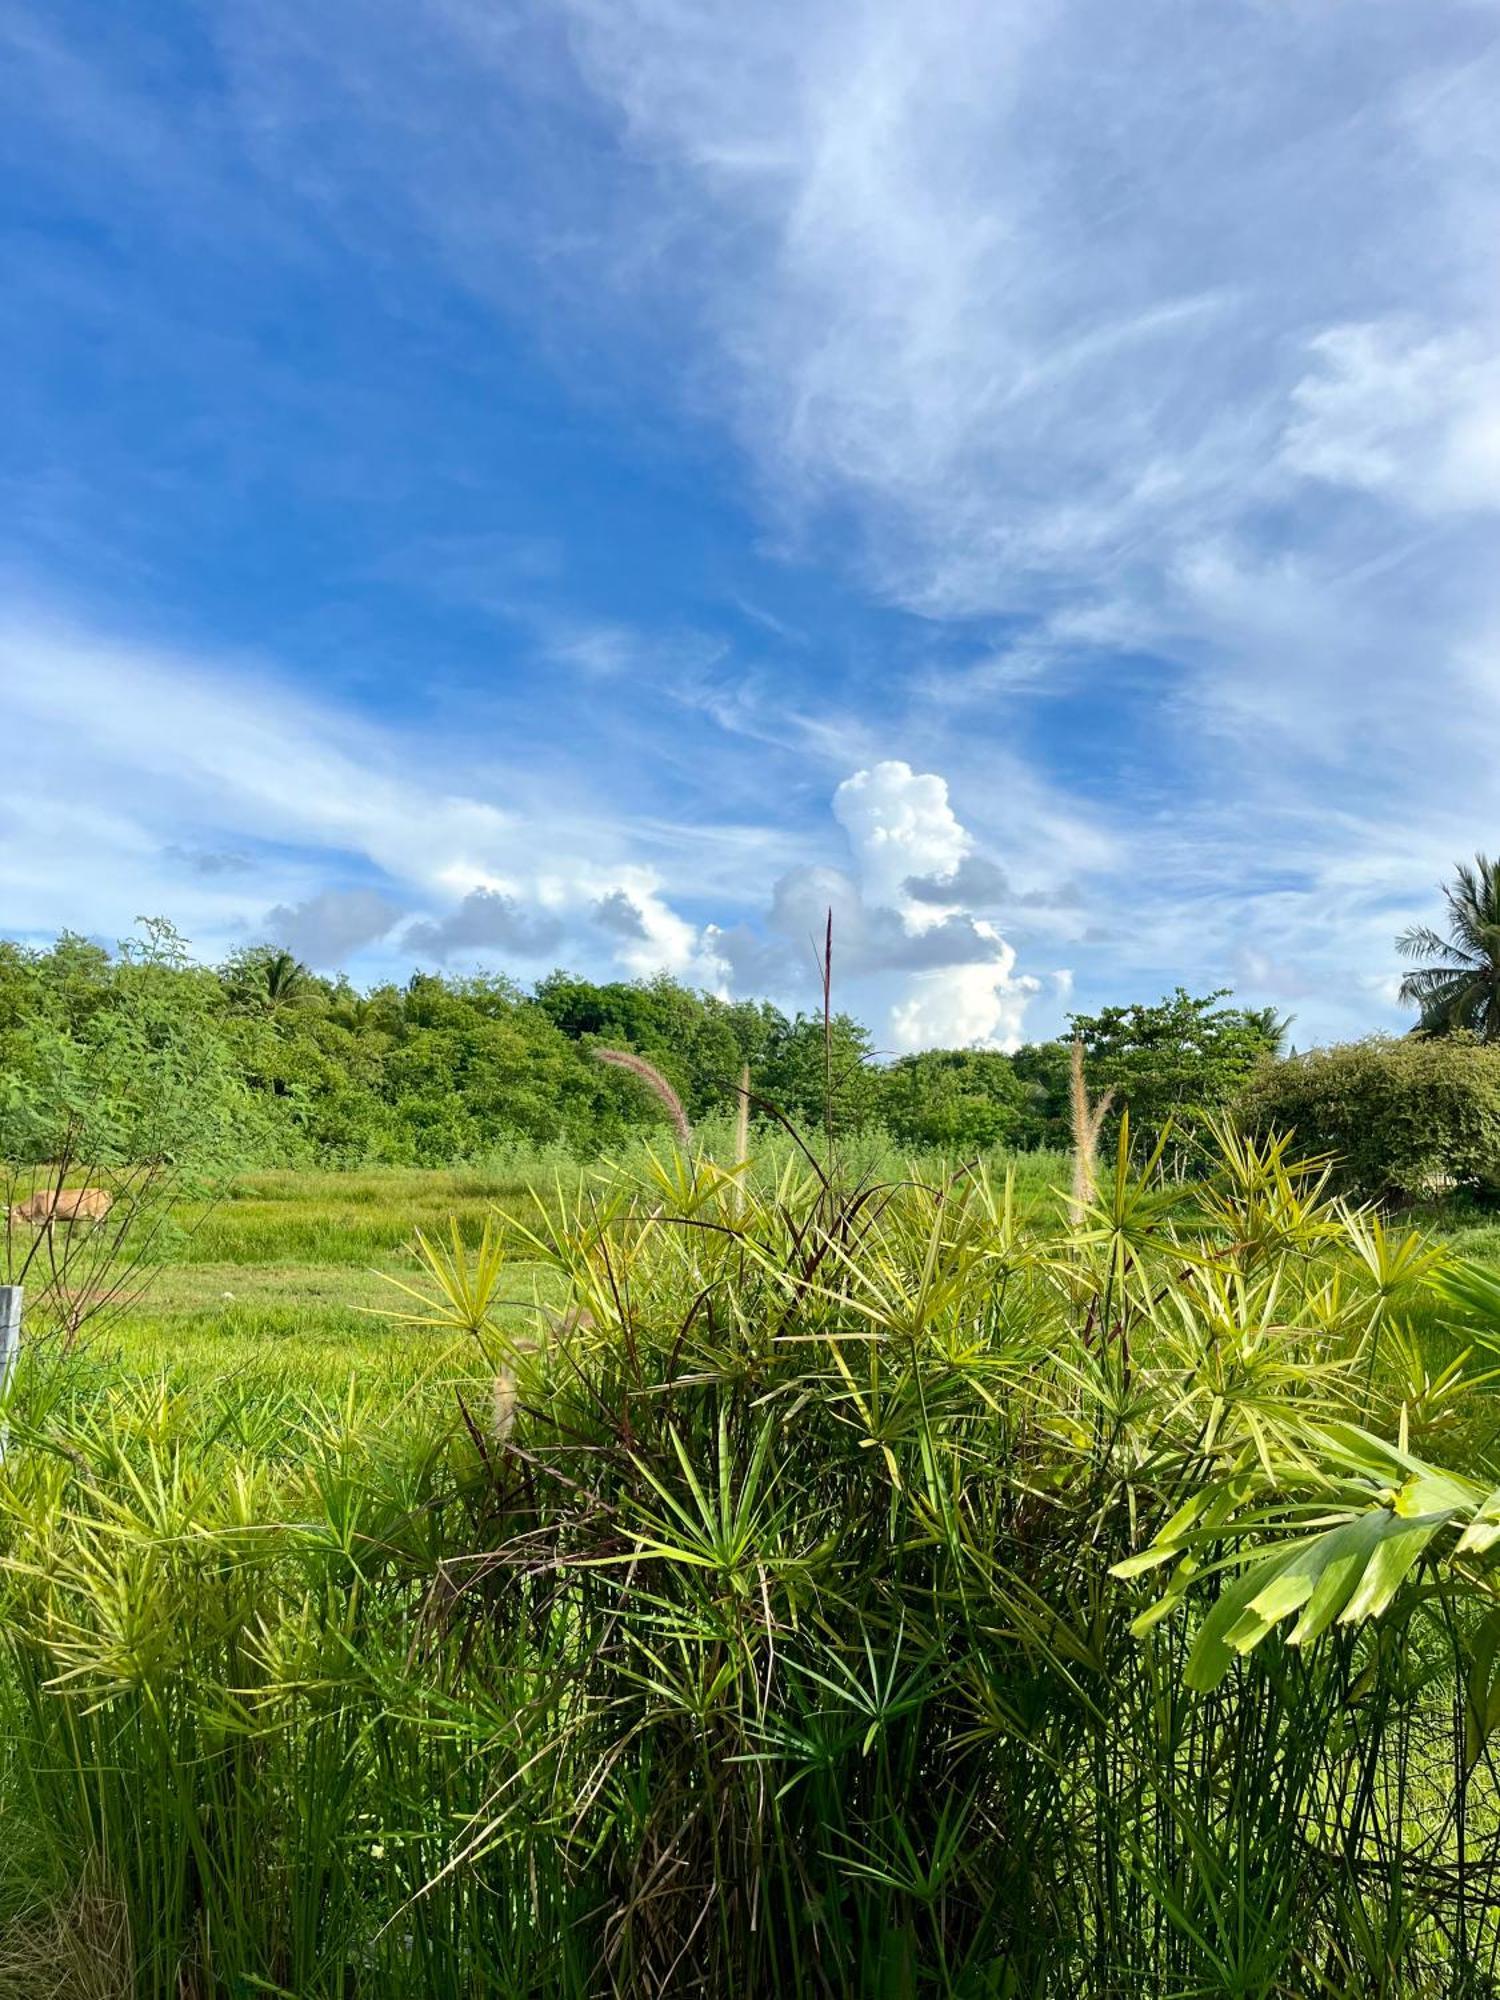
3,1,1499,1050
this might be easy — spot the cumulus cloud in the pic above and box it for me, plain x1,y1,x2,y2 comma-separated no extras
403,888,564,963
264,888,405,967
765,862,1009,975
525,2,1500,1038
833,762,1045,1042
738,764,1052,1048
891,943,1041,1055
573,870,732,988
903,856,1011,909
902,857,1085,912
832,762,971,926
591,888,650,939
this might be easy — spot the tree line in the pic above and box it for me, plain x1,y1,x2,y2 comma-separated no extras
0,920,1282,1169
10,854,1499,1199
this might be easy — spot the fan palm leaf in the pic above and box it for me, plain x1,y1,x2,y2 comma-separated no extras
1396,854,1500,1038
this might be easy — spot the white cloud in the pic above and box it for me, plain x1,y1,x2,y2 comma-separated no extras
403,889,563,963
832,760,971,927
1281,322,1500,515
0,607,729,982
481,0,1500,1046
825,761,1046,1047
543,0,1500,619
555,2,1249,608
0,608,516,897
585,870,732,988
891,931,1040,1054
266,888,405,966
903,856,1010,909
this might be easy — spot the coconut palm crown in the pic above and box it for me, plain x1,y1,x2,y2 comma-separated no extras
1397,853,1500,1039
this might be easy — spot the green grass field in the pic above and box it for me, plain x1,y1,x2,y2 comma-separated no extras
16,1140,1498,1433
121,1167,562,1382
94,1144,1073,1393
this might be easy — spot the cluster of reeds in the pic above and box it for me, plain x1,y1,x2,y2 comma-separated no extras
3,1121,1500,1994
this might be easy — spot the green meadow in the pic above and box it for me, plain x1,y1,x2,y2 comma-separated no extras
100,1144,1072,1386
112,1167,567,1394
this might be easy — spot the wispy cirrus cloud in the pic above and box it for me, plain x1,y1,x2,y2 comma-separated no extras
4,0,1499,1045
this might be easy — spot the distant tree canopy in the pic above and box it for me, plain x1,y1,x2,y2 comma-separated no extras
997,991,1285,1154
0,920,1287,1168
0,924,895,1165
1071,988,1284,1143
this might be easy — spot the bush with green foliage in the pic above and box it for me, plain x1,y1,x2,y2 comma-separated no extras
5,1129,1500,1993
1009,990,1283,1152
0,921,278,1168
1239,1031,1500,1202
2,921,1299,1173
880,1045,1029,1150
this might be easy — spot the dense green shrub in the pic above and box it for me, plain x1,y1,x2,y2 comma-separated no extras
5,1133,1500,1993
1010,991,1282,1153
880,1045,1028,1149
1239,1032,1500,1200
0,921,280,1168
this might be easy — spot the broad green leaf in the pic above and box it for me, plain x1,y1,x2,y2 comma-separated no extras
1184,1546,1304,1692
1394,1467,1479,1519
1244,1528,1362,1625
1286,1511,1395,1645
1456,1487,1500,1558
1113,1544,1182,1580
1338,1514,1443,1624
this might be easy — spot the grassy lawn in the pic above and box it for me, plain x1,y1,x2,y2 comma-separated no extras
47,1155,1500,1401
89,1150,1073,1393
82,1168,570,1401
168,1164,572,1264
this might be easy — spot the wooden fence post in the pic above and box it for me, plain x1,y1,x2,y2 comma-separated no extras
0,1286,19,1463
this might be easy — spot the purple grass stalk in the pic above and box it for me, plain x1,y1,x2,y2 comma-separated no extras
593,1048,693,1149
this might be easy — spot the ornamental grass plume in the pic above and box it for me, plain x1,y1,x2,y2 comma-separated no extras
733,1062,750,1168
490,1370,517,1448
592,1048,693,1149
1069,1035,1115,1218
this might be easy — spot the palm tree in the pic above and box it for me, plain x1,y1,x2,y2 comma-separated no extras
1242,1004,1294,1054
1397,854,1500,1039
224,946,315,1017
261,950,311,1010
